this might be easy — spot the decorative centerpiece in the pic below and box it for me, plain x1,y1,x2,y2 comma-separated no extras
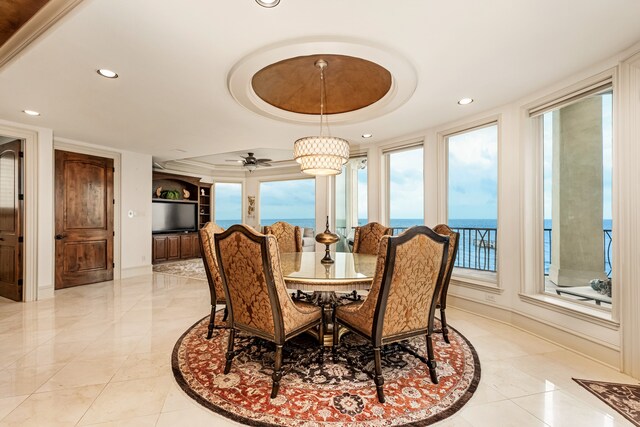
315,216,339,264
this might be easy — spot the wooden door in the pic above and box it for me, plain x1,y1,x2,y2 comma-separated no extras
180,234,194,258
55,151,114,289
167,236,180,260
152,235,168,263
0,139,23,301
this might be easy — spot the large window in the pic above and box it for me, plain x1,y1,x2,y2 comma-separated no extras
538,87,613,309
214,182,242,228
335,157,367,252
260,179,315,230
447,124,498,274
386,146,424,234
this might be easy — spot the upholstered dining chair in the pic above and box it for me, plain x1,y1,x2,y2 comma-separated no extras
433,224,460,344
214,224,323,399
199,222,227,339
352,222,393,255
332,226,449,403
264,221,303,253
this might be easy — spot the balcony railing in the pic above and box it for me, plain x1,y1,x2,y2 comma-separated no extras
341,225,612,276
545,228,612,277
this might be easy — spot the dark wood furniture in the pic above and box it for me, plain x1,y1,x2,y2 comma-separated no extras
55,150,114,289
433,224,460,344
152,232,200,263
332,226,449,403
199,222,227,339
215,224,323,399
151,172,211,264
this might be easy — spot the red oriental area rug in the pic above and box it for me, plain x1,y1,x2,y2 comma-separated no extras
172,312,480,426
573,378,640,426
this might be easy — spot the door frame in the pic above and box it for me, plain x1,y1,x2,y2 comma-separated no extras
54,139,122,283
0,123,38,302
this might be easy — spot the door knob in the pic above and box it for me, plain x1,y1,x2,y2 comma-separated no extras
55,234,65,240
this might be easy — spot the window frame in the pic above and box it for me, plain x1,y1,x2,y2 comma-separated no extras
382,141,425,232
520,68,619,322
438,117,501,289
257,176,317,229
212,180,245,226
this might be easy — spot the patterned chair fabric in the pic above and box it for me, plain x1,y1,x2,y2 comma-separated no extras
214,224,323,399
333,225,449,403
199,222,227,339
433,224,460,344
353,222,393,255
264,221,303,253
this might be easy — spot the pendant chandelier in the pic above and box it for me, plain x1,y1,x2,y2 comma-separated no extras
293,59,349,176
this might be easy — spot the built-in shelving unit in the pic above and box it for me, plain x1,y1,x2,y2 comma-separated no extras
198,185,211,229
151,171,209,264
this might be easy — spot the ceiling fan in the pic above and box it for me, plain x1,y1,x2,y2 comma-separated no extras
226,152,272,172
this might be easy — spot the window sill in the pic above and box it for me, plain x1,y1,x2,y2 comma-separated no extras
451,270,502,294
518,293,619,330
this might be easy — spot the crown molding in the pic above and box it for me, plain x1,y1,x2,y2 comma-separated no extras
0,0,85,70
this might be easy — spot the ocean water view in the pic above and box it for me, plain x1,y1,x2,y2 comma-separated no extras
216,218,612,275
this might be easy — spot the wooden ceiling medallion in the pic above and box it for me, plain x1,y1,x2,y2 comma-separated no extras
251,54,392,115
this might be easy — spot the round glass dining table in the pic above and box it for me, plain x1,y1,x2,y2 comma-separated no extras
280,251,377,346
280,251,377,293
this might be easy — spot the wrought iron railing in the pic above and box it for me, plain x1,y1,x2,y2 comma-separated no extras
392,226,497,272
341,225,612,276
544,228,612,277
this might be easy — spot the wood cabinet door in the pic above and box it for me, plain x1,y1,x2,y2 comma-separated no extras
152,236,167,263
193,234,201,258
55,150,114,289
180,234,193,258
0,139,23,301
167,236,180,260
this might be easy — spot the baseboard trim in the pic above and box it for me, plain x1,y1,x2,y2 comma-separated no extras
121,265,152,279
38,285,54,300
448,294,621,370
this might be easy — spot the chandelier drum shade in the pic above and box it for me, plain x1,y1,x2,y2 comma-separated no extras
294,136,350,176
293,59,349,176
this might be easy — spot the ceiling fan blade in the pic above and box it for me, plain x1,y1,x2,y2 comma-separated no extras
260,163,272,167
225,159,244,163
256,158,272,163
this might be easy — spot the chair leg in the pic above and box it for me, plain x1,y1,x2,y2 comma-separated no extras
373,346,385,403
271,344,283,399
206,306,216,339
426,332,438,384
318,309,325,347
332,309,339,356
224,328,236,374
222,306,229,322
440,307,450,344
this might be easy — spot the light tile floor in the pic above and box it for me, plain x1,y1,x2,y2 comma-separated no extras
0,274,636,426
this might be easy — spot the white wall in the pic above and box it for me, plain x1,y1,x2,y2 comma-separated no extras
120,151,153,277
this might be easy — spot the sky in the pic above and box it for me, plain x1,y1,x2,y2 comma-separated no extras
214,182,242,221
259,179,315,220
388,147,424,220
448,125,498,220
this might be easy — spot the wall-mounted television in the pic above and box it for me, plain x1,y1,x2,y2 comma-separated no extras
152,201,198,233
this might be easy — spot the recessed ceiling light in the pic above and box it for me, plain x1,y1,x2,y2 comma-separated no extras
361,133,373,139
458,98,473,105
23,109,40,116
256,0,280,7
97,69,118,79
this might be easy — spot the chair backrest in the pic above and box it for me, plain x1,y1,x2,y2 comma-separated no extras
264,221,302,253
214,224,298,343
433,224,460,305
199,222,226,305
359,226,449,344
353,222,393,255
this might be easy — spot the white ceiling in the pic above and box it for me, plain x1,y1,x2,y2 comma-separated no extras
0,0,639,163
